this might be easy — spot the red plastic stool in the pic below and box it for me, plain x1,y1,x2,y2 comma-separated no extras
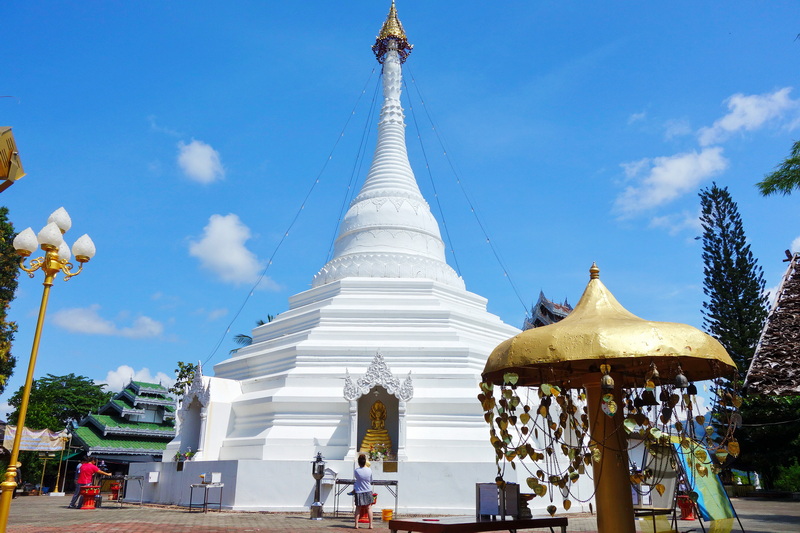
357,493,378,523
677,495,696,520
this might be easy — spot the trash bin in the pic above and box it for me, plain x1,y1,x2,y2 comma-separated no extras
382,508,393,521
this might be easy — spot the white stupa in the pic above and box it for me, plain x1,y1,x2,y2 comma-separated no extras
131,3,539,513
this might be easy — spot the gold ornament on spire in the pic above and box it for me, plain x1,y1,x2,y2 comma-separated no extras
372,0,413,64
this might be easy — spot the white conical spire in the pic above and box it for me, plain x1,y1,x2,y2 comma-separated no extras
313,5,463,289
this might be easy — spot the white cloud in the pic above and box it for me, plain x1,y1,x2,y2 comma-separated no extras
177,139,225,184
615,147,728,217
147,115,181,137
649,210,702,237
698,87,800,146
663,118,692,140
791,236,800,254
628,111,646,124
189,214,267,285
193,307,229,321
98,365,175,393
764,283,781,309
51,304,164,338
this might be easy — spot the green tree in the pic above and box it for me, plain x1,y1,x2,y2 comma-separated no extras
756,140,800,196
735,395,800,488
698,184,799,488
7,374,111,489
0,206,19,394
230,316,273,352
699,183,768,371
168,361,197,396
8,373,112,430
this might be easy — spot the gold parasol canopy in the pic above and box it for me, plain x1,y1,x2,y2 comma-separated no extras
483,263,736,387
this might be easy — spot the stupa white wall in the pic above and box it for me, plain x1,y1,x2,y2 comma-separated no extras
130,3,593,514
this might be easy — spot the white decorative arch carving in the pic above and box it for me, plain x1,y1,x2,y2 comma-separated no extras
177,363,210,460
178,363,210,420
343,351,414,401
344,351,411,461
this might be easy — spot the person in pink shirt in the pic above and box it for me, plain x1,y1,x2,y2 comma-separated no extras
68,457,111,508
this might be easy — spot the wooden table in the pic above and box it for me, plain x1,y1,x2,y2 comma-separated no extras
388,516,568,533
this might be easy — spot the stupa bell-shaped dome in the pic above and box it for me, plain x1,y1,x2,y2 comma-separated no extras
313,3,463,289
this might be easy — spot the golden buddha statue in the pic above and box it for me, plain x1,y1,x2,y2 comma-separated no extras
359,400,393,455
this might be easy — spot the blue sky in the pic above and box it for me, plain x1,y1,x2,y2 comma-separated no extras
2,1,799,418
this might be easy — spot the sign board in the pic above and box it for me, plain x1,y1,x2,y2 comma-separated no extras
3,426,68,452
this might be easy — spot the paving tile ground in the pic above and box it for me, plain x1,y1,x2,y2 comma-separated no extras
6,494,800,532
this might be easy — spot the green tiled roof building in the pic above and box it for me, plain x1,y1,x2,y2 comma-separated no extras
72,381,176,465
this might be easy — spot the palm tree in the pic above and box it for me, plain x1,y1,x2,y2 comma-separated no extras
230,316,274,352
757,139,800,196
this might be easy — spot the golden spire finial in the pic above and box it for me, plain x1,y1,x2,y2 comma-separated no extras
373,1,413,64
378,1,406,41
589,262,600,280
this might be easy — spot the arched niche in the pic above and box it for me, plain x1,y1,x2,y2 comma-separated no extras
176,364,210,460
179,396,203,453
344,351,413,461
357,386,399,458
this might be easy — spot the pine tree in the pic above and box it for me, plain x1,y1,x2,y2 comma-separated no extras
697,184,797,486
0,206,19,395
699,183,768,372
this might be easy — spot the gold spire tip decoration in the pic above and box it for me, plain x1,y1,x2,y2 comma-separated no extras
372,0,413,64
589,262,600,280
378,0,406,41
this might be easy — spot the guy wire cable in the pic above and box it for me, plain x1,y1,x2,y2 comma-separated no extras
405,65,529,316
325,73,381,262
202,68,377,367
402,76,462,276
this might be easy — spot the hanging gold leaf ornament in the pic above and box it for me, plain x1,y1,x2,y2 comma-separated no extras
727,441,740,457
601,398,618,417
591,447,602,463
503,373,519,385
655,484,665,496
547,505,557,516
694,449,708,462
563,499,572,510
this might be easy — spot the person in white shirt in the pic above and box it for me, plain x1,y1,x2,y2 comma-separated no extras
353,453,373,529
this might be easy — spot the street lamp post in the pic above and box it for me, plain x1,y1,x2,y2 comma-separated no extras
0,207,95,532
